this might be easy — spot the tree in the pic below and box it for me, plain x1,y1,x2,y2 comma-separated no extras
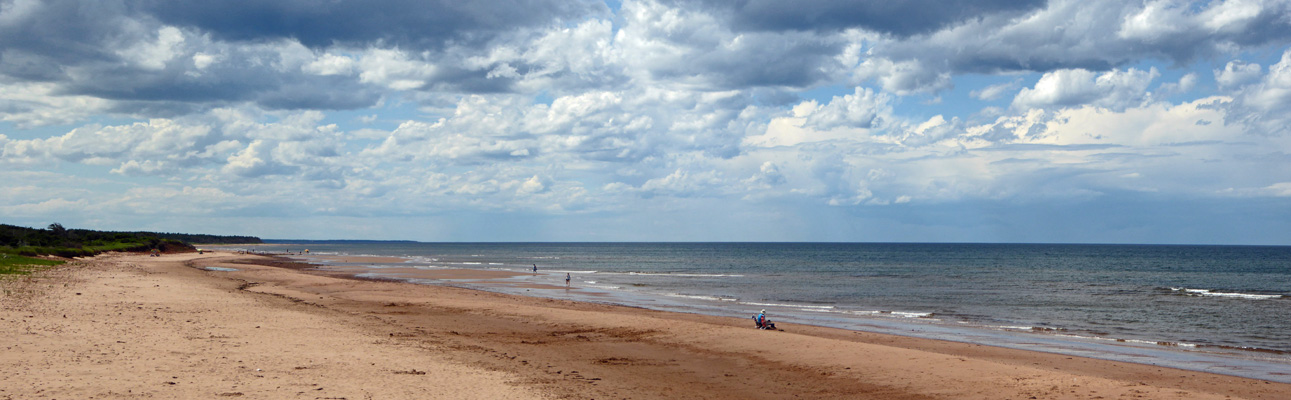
47,223,67,237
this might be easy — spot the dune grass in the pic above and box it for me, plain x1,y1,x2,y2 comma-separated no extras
0,254,63,275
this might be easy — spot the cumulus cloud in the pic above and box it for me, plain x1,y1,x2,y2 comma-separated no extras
869,0,1291,81
802,87,892,130
0,82,112,127
1226,49,1291,135
1011,67,1159,111
3,0,1291,242
303,53,357,76
611,0,845,90
0,0,601,124
852,57,951,95
1157,73,1198,98
1215,60,1263,89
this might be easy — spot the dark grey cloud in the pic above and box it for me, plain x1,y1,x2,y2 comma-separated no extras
703,35,839,88
640,30,843,90
257,76,384,110
0,1,133,82
49,48,383,112
0,0,604,121
685,0,1046,36
885,1,1291,77
423,66,516,94
137,0,607,49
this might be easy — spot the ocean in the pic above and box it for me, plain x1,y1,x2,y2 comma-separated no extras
227,242,1291,382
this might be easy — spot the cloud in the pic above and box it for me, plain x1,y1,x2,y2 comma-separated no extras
690,0,1046,37
0,82,112,128
1011,67,1159,111
972,80,1022,101
0,0,600,123
0,6,387,121
303,53,357,76
1215,60,1263,89
138,0,608,50
611,0,845,90
1156,73,1198,98
1226,49,1291,135
638,168,727,197
3,0,1291,243
802,87,892,130
852,57,951,95
116,26,186,71
867,0,1291,82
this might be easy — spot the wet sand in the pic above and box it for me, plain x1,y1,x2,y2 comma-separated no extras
3,251,1289,399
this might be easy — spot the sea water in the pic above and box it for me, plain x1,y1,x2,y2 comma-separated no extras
235,242,1291,381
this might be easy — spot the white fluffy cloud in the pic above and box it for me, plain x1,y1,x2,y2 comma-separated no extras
1215,60,1263,88
1012,67,1159,111
1227,48,1291,135
803,87,892,130
852,58,951,95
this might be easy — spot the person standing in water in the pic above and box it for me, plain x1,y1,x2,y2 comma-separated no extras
565,273,571,287
533,264,538,274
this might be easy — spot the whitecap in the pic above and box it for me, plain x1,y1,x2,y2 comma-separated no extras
1170,287,1282,300
664,293,739,302
610,271,744,277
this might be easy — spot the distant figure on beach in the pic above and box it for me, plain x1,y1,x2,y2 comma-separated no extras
566,273,571,286
533,264,538,273
754,309,776,330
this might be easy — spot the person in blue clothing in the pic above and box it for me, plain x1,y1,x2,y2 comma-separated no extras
565,273,571,286
754,309,776,330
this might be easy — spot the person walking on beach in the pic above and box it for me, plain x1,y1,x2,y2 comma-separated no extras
533,264,538,274
566,273,571,287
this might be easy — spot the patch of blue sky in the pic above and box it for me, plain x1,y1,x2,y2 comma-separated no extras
891,73,1027,122
532,90,556,106
321,97,423,133
796,84,850,105
603,0,622,13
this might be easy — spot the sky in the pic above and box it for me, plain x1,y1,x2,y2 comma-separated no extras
2,0,1291,244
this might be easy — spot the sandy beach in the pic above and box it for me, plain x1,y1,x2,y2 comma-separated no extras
3,251,1288,399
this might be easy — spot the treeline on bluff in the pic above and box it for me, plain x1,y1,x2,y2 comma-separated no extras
0,223,263,258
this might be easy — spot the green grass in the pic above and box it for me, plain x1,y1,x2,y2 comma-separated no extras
3,239,175,259
0,254,63,275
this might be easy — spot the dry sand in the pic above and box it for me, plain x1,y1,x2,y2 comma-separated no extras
3,251,1288,399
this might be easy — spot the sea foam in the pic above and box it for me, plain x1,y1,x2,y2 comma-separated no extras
1170,287,1283,300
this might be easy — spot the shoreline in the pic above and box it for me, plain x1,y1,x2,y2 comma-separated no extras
4,251,1289,399
274,252,1291,384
